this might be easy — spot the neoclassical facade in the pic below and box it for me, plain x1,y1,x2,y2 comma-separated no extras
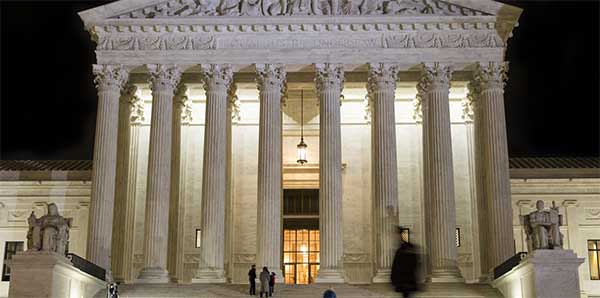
75,0,524,286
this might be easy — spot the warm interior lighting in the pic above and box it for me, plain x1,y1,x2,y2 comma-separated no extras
297,90,308,164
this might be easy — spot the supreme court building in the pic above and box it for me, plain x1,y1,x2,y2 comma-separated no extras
4,0,600,297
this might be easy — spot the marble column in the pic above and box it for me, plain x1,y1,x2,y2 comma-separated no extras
471,62,514,272
255,64,285,279
88,64,128,273
194,64,232,283
367,63,400,283
314,63,345,283
137,64,182,283
417,62,463,282
168,84,192,283
224,84,239,281
112,84,143,283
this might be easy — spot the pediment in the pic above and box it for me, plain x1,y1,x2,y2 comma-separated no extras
112,0,489,18
80,0,521,23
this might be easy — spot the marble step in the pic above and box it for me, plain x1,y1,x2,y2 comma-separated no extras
95,283,503,298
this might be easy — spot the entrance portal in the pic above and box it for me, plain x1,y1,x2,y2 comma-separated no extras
282,189,319,285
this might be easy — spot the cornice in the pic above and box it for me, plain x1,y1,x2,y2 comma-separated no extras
92,15,499,33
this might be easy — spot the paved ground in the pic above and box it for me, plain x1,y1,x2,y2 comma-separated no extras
96,283,503,298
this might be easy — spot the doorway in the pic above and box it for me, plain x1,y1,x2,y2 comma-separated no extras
282,189,319,285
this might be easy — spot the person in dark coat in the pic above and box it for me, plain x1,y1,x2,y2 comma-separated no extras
391,228,419,297
248,264,257,295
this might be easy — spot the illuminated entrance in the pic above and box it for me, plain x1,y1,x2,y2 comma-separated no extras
282,189,319,284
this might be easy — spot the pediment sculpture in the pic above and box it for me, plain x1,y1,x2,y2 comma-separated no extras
26,203,73,255
114,0,489,18
520,200,564,251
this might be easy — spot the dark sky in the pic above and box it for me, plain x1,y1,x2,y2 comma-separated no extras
0,1,598,160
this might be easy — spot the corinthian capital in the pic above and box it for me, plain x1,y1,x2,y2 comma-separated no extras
366,63,399,94
200,64,233,92
473,61,508,91
146,64,182,92
228,83,241,122
93,64,128,91
314,63,344,94
121,84,145,124
255,64,286,93
417,62,453,94
174,84,192,124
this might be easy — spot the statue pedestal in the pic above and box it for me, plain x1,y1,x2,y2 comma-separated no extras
492,250,584,298
8,251,105,298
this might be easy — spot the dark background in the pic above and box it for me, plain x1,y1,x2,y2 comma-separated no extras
0,1,598,160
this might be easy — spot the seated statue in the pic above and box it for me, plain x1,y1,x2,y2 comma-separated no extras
26,203,72,255
521,200,563,251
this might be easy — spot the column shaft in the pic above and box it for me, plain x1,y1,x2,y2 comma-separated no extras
137,64,181,283
194,64,232,283
472,62,514,271
87,64,128,274
418,63,463,282
367,63,400,282
256,64,285,278
315,63,345,283
168,84,191,283
112,84,141,283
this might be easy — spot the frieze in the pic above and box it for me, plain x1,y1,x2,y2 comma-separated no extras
96,30,502,51
112,0,490,18
343,253,370,263
97,34,216,51
585,208,600,220
233,253,256,263
8,210,28,222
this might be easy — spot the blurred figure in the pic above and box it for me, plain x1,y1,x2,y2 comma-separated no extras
323,289,336,298
107,282,118,298
391,227,419,297
268,272,276,296
259,266,270,298
248,264,257,295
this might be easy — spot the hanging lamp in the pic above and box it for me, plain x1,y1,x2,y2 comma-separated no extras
297,89,308,164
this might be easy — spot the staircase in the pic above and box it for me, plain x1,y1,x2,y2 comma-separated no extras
95,283,503,298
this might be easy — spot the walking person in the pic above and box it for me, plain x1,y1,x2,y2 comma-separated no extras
268,272,276,296
259,267,270,298
248,264,257,295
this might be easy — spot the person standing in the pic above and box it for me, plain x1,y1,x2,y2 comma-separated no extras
268,272,276,296
248,264,257,295
391,227,419,297
259,267,270,298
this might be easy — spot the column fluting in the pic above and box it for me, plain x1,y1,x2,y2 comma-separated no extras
255,64,285,279
314,63,345,283
417,62,463,282
137,64,182,283
193,64,232,283
87,64,128,275
168,84,191,283
112,84,142,283
471,62,514,272
367,63,401,283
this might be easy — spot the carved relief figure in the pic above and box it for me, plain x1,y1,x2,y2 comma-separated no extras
26,203,73,255
521,200,564,251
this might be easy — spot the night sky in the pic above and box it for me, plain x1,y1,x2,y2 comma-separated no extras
0,1,598,160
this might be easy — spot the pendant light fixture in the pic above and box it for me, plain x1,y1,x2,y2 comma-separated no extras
296,89,308,164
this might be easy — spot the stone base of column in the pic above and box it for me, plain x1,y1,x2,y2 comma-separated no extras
427,267,465,283
315,269,345,284
136,267,170,284
192,269,227,284
372,269,391,283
